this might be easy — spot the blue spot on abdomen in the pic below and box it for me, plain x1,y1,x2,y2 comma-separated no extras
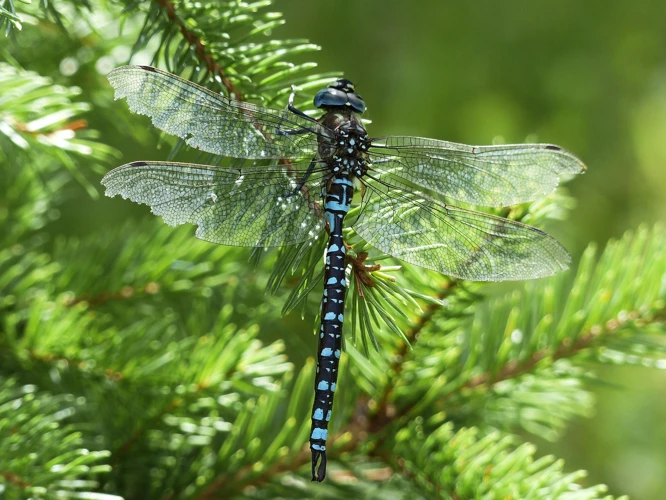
311,428,328,440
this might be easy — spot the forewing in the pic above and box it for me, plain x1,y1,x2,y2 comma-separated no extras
353,176,571,281
101,161,327,247
107,65,321,160
368,136,586,207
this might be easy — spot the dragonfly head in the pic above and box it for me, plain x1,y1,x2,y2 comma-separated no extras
314,78,366,114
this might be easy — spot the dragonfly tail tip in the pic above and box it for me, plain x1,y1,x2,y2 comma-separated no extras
311,450,327,482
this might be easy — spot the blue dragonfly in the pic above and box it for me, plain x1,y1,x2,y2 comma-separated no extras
102,65,585,481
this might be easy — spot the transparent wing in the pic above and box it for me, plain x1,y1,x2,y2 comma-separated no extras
368,136,586,207
107,65,322,160
353,175,570,281
101,161,327,247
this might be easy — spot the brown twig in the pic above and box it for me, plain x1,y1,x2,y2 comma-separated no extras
27,349,125,381
194,447,310,500
369,279,460,432
0,471,31,488
194,438,362,499
154,0,244,100
65,282,160,308
111,397,184,467
463,309,650,391
110,378,218,468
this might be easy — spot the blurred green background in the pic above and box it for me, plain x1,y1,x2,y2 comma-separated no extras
6,0,666,497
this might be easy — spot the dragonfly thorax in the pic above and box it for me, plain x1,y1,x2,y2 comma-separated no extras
318,111,369,177
332,154,366,176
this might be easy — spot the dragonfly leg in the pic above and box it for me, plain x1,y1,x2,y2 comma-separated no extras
288,158,317,197
368,156,401,168
275,86,318,137
287,85,314,121
275,126,313,137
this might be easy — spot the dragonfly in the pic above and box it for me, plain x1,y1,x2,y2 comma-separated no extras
101,65,585,482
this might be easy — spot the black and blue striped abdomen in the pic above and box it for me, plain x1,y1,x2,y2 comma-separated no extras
310,175,353,482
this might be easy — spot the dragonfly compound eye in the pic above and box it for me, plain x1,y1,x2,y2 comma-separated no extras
314,80,366,113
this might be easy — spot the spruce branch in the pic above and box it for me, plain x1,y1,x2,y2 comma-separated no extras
52,222,252,308
388,419,620,500
0,63,117,202
462,305,660,390
0,377,120,499
2,291,298,496
370,277,462,430
372,225,662,446
148,0,244,99
0,0,22,35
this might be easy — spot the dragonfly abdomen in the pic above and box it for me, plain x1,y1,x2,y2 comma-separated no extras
310,175,353,482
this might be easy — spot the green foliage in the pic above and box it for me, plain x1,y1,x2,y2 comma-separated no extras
0,0,93,37
0,62,116,224
2,0,665,498
0,377,120,499
391,418,621,500
0,0,22,35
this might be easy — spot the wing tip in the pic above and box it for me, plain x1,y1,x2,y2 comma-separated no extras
100,162,147,197
544,143,588,174
106,65,159,91
107,64,156,74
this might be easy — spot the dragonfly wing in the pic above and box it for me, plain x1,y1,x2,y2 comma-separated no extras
108,66,321,160
368,136,586,207
353,175,570,281
102,161,327,247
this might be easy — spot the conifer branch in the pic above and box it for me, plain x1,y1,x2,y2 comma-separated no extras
323,225,666,491
370,278,461,430
464,305,664,390
151,0,244,99
194,446,312,499
0,378,118,498
110,397,184,466
26,348,125,381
